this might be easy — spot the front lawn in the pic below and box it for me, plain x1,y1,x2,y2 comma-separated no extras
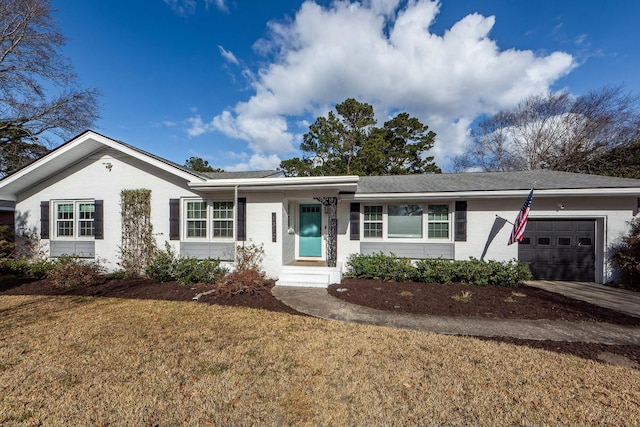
1,294,638,426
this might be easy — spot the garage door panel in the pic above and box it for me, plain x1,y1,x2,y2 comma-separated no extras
535,221,554,232
519,219,595,281
577,221,595,232
554,221,574,232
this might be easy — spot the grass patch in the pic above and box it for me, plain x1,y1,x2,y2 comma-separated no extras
451,290,473,303
0,295,639,426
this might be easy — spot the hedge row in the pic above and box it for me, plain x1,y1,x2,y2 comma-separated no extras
346,252,531,287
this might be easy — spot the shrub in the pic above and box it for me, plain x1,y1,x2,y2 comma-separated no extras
346,252,415,281
145,243,178,282
0,225,14,257
46,256,106,289
145,243,226,285
218,242,268,295
0,256,56,279
414,258,454,284
611,218,640,290
174,257,226,286
347,253,531,286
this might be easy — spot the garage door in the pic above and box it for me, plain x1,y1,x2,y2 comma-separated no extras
518,219,595,281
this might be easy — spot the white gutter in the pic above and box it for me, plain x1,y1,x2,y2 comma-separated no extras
189,175,359,190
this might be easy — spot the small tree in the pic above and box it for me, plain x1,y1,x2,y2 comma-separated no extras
611,218,640,290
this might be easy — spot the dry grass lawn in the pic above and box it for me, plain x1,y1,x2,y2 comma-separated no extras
1,295,639,426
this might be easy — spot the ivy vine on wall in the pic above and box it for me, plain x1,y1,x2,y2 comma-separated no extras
119,189,156,277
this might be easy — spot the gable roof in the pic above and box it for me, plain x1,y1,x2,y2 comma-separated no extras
356,170,640,199
0,130,207,200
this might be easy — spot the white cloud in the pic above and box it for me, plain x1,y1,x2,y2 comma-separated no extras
163,0,196,16
218,46,239,65
164,0,227,16
206,0,228,13
225,153,282,171
187,0,575,169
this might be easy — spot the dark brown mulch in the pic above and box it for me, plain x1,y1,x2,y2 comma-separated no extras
2,275,639,367
328,278,640,326
0,276,302,316
328,278,640,368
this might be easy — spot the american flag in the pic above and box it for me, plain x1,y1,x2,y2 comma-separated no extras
508,187,534,245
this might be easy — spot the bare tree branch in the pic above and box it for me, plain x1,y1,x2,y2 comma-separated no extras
455,86,640,173
0,0,100,176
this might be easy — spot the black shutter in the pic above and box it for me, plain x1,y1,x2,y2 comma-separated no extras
40,201,50,239
237,197,246,241
94,200,104,239
454,201,467,242
169,199,180,240
350,203,360,240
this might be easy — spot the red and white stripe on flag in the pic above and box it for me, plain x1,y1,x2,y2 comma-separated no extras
508,187,534,245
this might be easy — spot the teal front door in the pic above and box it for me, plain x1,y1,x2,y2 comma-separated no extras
299,204,322,257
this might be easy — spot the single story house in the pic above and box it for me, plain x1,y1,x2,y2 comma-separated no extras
1,130,639,285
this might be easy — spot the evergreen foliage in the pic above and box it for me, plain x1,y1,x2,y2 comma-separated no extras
280,98,440,176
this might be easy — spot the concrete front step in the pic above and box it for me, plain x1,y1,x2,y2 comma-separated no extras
276,263,342,288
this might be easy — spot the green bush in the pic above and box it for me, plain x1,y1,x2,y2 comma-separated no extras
346,253,531,287
414,258,454,284
145,243,226,285
0,256,56,279
145,243,178,282
46,256,106,289
174,257,226,286
346,252,415,281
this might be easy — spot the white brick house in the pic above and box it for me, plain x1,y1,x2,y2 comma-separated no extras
1,131,639,285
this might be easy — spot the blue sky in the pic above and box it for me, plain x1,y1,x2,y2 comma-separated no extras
53,0,640,172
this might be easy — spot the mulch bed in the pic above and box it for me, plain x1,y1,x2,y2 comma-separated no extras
328,278,640,326
0,276,302,316
1,275,639,367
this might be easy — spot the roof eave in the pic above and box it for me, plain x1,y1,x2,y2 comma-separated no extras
189,175,360,192
354,187,640,200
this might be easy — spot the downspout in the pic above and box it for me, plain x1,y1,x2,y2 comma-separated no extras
234,184,238,264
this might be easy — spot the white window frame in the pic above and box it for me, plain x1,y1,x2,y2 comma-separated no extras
359,202,453,241
185,200,208,238
427,204,450,239
183,199,235,241
53,200,95,240
387,204,424,239
363,205,383,238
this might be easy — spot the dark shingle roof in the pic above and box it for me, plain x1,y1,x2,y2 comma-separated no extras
357,170,640,194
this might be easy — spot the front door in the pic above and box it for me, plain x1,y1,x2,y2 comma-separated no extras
299,204,322,257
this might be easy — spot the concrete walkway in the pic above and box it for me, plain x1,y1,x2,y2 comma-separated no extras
526,280,640,318
271,283,640,345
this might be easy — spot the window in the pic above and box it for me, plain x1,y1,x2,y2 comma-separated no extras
363,205,383,238
184,200,234,239
388,204,423,238
78,203,95,236
427,204,449,238
186,201,207,238
212,201,234,238
558,237,571,246
54,201,94,238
